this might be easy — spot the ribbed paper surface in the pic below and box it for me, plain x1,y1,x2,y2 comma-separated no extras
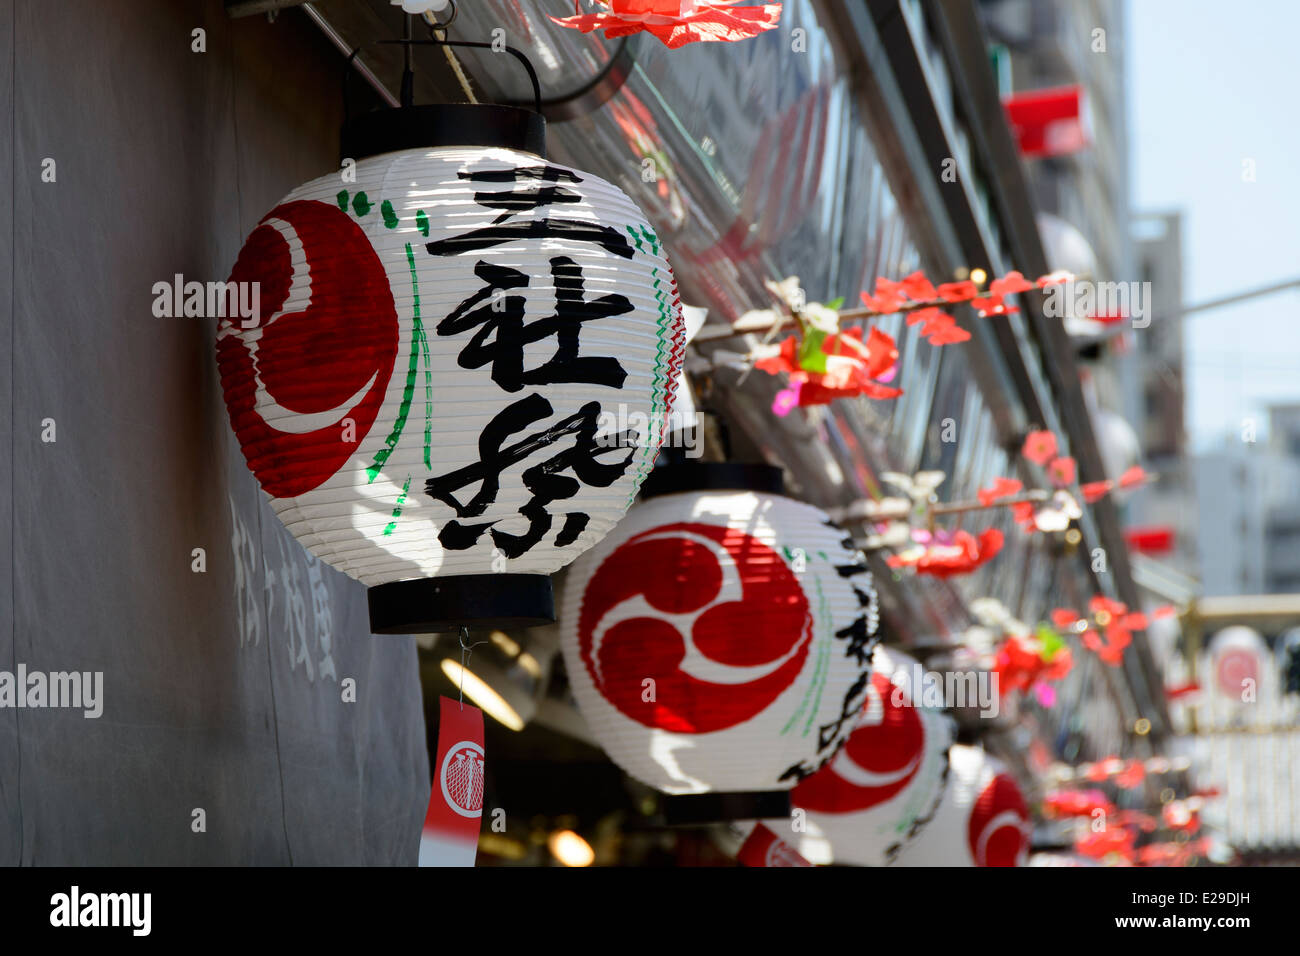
560,490,878,794
218,147,684,585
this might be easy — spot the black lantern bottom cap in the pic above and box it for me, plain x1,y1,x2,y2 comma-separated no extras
662,790,793,826
639,461,786,499
367,573,555,635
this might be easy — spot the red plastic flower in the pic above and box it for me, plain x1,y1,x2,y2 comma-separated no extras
1036,270,1073,288
990,270,1035,296
1076,827,1136,863
1080,596,1134,667
994,632,1073,696
1117,465,1147,489
860,277,908,314
898,270,937,301
1022,430,1058,465
971,292,1017,317
1043,645,1073,681
977,476,1023,507
888,527,1004,578
1081,465,1148,503
550,1,783,48
1011,499,1037,530
1089,595,1127,620
1046,455,1077,487
908,307,970,345
1051,608,1080,630
926,313,971,345
1043,788,1114,819
994,634,1044,694
1115,760,1146,790
937,280,978,303
906,306,939,327
1080,478,1111,503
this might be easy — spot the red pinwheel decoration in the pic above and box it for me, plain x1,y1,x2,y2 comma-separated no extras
550,1,783,48
758,324,902,414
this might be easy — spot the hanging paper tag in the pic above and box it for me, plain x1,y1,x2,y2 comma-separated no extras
737,824,812,868
419,697,485,867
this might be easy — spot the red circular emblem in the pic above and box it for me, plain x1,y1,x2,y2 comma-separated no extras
217,199,399,498
440,741,485,818
792,671,924,813
577,522,812,733
968,773,1028,866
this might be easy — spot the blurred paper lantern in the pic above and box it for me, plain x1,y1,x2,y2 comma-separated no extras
1094,409,1141,491
1208,626,1266,700
777,646,953,865
217,99,684,632
558,466,878,794
895,744,1030,867
1036,212,1097,281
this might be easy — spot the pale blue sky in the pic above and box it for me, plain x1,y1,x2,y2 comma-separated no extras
1127,0,1300,449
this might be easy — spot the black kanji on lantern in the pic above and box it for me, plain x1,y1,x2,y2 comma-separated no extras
458,164,584,224
436,257,631,392
421,162,649,559
777,669,873,786
424,163,635,260
424,395,636,559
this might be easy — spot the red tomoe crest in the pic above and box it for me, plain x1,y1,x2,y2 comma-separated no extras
440,741,485,818
792,671,925,813
968,773,1029,866
217,199,399,498
577,523,812,733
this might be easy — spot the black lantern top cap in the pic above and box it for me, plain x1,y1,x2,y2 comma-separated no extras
341,35,547,161
341,103,547,161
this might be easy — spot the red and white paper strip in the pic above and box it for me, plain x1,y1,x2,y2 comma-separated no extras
737,824,812,868
419,697,485,867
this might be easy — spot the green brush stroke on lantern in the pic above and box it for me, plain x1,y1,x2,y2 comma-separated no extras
381,200,399,229
336,190,349,211
351,191,373,217
803,582,832,737
625,256,672,506
366,242,428,482
382,474,413,535
781,576,831,738
416,209,429,237
413,244,432,471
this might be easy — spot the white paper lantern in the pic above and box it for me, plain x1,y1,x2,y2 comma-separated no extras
894,744,1030,867
775,646,953,865
217,141,684,625
558,487,878,794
